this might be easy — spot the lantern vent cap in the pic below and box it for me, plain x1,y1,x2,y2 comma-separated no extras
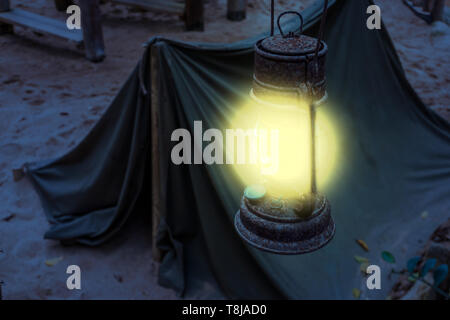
260,34,321,56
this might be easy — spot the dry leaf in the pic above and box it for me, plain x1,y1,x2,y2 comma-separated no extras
360,262,370,274
2,213,16,222
356,239,369,252
45,256,63,267
352,288,361,299
354,255,369,264
113,274,123,283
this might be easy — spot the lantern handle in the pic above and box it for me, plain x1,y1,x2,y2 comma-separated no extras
277,11,304,38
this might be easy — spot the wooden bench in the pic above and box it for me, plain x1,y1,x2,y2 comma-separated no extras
0,0,247,62
56,0,205,31
0,0,105,62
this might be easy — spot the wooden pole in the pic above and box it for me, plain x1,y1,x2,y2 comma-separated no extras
0,0,9,11
79,0,105,62
431,0,445,21
0,0,13,34
227,0,247,21
422,0,434,12
54,0,74,12
185,0,204,31
150,45,162,262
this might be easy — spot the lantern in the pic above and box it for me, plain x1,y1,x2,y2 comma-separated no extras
234,0,336,254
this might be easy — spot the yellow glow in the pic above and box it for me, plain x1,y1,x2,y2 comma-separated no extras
226,93,338,199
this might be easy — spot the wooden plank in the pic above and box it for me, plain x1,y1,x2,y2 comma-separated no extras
0,8,83,42
113,0,184,15
8,7,72,29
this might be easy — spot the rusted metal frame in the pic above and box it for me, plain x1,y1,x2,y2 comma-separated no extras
314,0,329,66
309,0,329,195
309,98,317,194
270,0,274,36
267,0,330,196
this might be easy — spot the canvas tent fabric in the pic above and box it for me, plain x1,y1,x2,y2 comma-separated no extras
25,0,450,299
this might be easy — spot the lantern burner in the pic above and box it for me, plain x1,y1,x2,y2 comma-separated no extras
235,193,335,255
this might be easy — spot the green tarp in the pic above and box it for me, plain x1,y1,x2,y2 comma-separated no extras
25,0,450,299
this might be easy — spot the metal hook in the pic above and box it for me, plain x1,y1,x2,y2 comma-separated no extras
277,11,304,38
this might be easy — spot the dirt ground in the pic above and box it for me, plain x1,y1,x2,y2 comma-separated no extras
0,0,448,299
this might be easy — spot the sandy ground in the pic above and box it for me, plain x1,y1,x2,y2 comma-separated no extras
0,0,448,299
376,0,450,120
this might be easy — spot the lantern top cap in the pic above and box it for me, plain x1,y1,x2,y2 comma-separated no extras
260,34,321,56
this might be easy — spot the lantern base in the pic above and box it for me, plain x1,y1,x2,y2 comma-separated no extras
234,194,335,255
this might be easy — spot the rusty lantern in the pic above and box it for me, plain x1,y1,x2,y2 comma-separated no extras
234,0,335,255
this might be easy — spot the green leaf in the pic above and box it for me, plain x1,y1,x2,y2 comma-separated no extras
352,288,361,299
381,251,396,264
433,264,448,287
360,262,370,274
420,258,437,278
407,256,421,273
354,255,369,264
408,273,418,282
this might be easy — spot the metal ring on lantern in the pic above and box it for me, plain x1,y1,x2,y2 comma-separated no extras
277,11,304,37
